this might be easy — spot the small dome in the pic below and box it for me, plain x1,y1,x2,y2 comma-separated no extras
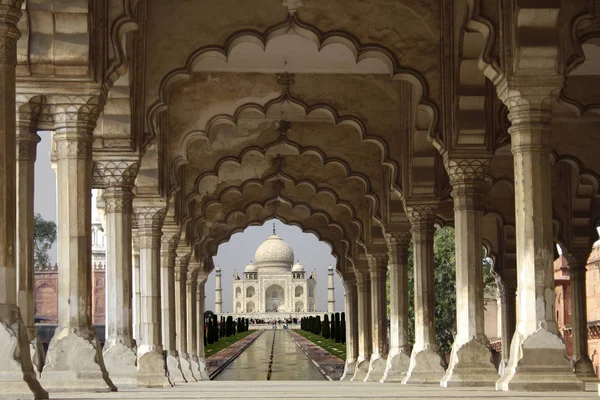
292,262,305,272
254,234,294,270
328,265,333,271
244,262,257,273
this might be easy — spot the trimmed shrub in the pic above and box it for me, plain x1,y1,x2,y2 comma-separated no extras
330,313,336,341
322,314,330,339
341,312,346,344
334,312,341,343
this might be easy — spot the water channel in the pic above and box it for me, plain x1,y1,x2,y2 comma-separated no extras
215,329,326,381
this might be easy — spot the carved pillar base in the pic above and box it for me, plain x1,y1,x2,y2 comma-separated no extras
103,342,138,390
41,330,116,392
381,349,411,383
30,336,45,377
196,356,209,380
0,310,48,399
351,358,370,382
178,352,196,382
496,329,583,391
441,339,498,387
165,350,187,385
365,354,387,382
137,350,171,388
189,354,203,381
340,360,356,381
401,347,445,385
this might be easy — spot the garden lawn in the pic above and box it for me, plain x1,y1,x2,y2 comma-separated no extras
293,330,346,361
205,330,256,357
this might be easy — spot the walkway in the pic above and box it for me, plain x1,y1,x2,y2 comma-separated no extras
215,328,325,381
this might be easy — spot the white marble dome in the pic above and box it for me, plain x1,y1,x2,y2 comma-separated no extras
292,262,305,272
254,234,294,272
244,262,257,273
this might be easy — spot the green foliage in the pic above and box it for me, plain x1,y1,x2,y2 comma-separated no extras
330,313,336,342
322,314,330,339
33,213,57,269
398,226,497,358
226,316,234,337
334,312,341,343
340,312,346,344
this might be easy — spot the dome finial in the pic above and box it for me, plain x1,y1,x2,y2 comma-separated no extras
273,222,276,235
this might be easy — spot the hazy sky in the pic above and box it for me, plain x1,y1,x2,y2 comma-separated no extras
34,133,345,313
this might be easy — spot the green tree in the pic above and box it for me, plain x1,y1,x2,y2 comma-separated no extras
33,213,57,269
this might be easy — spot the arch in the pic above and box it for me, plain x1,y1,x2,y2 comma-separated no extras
246,286,256,298
295,301,304,312
246,301,255,313
235,302,241,313
265,284,285,312
235,286,241,299
294,285,304,298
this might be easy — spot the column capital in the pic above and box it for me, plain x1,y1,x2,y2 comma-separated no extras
161,226,180,257
0,2,23,41
445,157,491,186
102,187,134,214
49,95,102,135
175,253,191,277
384,231,411,248
563,251,591,272
366,251,388,273
134,206,166,230
15,131,40,162
92,160,139,189
404,200,438,230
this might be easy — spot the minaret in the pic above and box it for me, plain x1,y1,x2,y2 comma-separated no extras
215,266,222,314
327,265,335,312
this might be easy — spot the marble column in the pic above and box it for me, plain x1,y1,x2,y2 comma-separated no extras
565,252,597,381
16,128,45,375
196,277,209,380
328,266,335,313
382,231,411,382
132,225,141,343
0,3,48,398
496,274,516,375
160,226,186,385
441,166,498,387
98,161,139,389
187,271,202,379
403,203,445,384
351,267,372,381
495,80,582,391
215,267,222,314
341,280,358,380
175,254,194,381
41,99,115,392
365,252,389,382
134,206,171,388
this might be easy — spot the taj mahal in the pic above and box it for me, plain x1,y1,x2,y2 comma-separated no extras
214,226,336,319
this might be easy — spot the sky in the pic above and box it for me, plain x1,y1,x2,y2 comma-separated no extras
34,133,345,313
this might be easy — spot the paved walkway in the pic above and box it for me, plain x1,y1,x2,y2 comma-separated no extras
50,381,599,399
288,329,345,380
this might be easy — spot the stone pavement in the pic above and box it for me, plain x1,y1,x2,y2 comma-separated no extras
48,381,599,400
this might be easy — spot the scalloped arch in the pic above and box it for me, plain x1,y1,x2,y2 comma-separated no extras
147,14,438,152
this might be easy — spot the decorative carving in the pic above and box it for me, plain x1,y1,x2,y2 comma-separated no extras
274,120,291,136
277,72,295,94
54,140,92,160
49,95,103,133
282,0,303,14
15,134,40,162
138,233,162,249
404,203,438,227
446,158,491,184
134,207,166,230
103,195,134,214
92,161,139,188
270,154,286,172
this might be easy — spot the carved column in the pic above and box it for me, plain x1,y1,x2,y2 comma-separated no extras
134,206,171,387
196,277,209,380
402,202,445,384
441,160,498,387
351,266,372,381
131,224,141,343
175,253,194,381
0,3,48,397
496,276,516,374
186,268,202,379
96,160,139,389
16,126,45,375
365,251,389,382
564,251,596,381
382,231,411,382
41,97,115,392
340,279,358,380
495,80,582,391
160,225,186,385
